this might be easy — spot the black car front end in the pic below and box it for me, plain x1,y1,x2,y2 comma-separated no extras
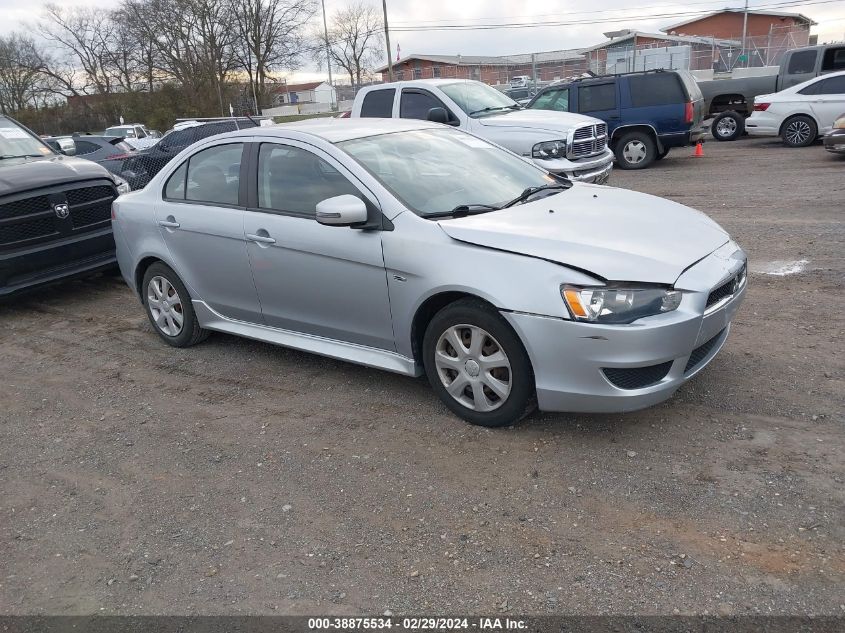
0,178,118,295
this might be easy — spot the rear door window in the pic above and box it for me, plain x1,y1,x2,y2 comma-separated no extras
628,73,686,106
184,143,244,206
787,50,818,75
360,89,396,117
531,88,570,111
821,47,845,71
578,83,616,112
814,75,845,94
164,162,187,200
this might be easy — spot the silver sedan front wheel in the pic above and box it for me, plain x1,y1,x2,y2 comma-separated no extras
434,324,512,412
147,275,184,336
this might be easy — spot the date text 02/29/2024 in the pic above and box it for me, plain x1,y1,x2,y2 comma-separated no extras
307,616,528,630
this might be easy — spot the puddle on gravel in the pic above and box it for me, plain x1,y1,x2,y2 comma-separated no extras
750,260,809,276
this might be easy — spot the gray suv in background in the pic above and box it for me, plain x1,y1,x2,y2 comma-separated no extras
113,120,746,427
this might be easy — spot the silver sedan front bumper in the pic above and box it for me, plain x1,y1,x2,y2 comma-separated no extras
502,242,747,413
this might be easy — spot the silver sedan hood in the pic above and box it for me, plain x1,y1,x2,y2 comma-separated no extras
437,184,730,284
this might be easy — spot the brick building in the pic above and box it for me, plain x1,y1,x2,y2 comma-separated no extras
377,50,585,85
661,9,815,40
375,9,818,85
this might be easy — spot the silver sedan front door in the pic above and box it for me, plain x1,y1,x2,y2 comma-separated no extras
243,141,395,351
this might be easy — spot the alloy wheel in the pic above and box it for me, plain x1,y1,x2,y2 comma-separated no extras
434,324,512,412
147,275,184,336
622,140,647,164
785,120,812,146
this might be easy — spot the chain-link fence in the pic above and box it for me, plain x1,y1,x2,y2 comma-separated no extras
341,22,815,97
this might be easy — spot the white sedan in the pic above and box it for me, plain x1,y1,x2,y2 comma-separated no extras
746,70,845,147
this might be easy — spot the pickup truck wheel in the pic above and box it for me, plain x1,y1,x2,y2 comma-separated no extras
711,111,744,141
614,131,656,169
781,115,817,147
656,148,670,160
142,262,210,348
423,299,536,427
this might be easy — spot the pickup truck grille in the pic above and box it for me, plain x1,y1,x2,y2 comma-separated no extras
570,123,608,159
0,181,117,248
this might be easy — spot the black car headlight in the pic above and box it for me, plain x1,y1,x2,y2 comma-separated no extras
562,285,682,324
532,140,567,159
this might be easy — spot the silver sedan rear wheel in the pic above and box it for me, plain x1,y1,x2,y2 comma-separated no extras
434,324,512,412
147,275,184,336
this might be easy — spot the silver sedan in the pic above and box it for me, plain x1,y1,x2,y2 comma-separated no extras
113,119,746,427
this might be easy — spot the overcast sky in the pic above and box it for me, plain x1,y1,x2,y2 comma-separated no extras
1,0,843,82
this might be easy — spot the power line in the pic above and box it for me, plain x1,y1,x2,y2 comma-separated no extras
389,0,816,25
387,0,841,32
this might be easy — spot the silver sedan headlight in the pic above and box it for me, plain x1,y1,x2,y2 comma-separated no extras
562,285,682,324
532,140,567,159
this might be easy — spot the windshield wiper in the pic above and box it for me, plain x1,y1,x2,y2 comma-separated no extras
425,203,500,219
502,183,570,208
468,105,517,116
0,154,43,160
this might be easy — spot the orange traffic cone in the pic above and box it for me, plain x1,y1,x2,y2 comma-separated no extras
694,141,704,157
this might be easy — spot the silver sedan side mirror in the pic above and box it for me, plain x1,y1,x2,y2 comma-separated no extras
316,194,368,226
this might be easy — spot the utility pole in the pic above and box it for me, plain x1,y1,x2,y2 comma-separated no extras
382,0,394,82
741,0,749,67
320,0,335,109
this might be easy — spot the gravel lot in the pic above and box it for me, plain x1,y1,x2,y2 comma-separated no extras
1,137,843,617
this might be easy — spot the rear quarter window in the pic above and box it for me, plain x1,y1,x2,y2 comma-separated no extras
578,83,616,112
628,73,686,107
360,89,396,117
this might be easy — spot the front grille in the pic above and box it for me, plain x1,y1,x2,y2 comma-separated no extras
0,195,50,220
684,329,725,374
66,185,114,207
706,263,747,309
603,361,673,390
0,181,116,248
72,203,111,228
571,123,608,159
0,217,58,244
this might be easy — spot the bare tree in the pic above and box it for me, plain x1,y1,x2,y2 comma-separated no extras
37,4,118,95
122,0,239,115
0,33,46,113
324,1,384,90
230,0,316,114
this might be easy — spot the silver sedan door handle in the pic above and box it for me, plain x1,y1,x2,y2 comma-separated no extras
158,219,180,228
246,232,276,245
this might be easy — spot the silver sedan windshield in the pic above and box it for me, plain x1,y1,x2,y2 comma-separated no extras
337,128,555,217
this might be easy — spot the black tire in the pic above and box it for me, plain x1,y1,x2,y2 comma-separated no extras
613,131,657,170
141,262,210,347
655,147,670,160
422,299,536,427
710,111,744,141
781,115,817,148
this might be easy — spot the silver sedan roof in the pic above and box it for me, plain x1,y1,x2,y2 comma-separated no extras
226,118,445,144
